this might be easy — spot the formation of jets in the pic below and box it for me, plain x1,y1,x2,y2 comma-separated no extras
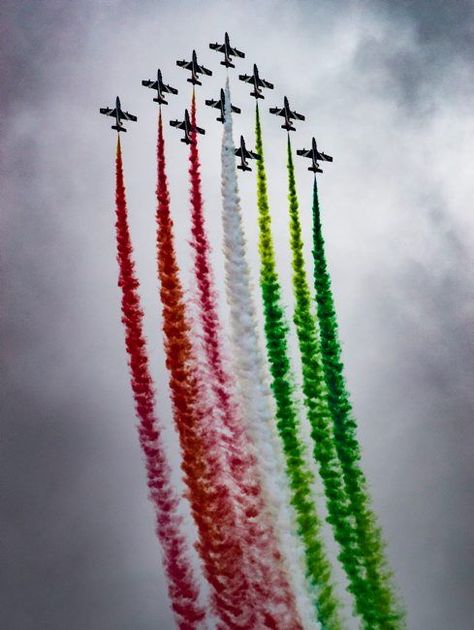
99,32,333,175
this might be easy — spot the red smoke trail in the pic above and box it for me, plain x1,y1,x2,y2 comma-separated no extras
114,137,206,629
156,114,255,629
188,94,302,629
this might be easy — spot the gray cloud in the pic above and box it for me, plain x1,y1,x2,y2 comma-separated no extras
349,0,474,107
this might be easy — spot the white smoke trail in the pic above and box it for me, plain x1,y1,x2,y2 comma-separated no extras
220,79,320,630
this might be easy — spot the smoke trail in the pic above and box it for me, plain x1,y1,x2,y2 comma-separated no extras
286,138,381,625
220,82,317,630
254,105,342,630
114,137,207,629
155,113,255,629
188,93,302,629
311,178,405,628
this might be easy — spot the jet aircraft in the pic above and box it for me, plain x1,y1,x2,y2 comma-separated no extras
296,137,333,173
209,32,245,68
141,69,178,105
99,96,137,132
238,64,274,99
234,135,260,171
170,109,205,144
205,88,241,123
176,50,212,86
269,96,305,131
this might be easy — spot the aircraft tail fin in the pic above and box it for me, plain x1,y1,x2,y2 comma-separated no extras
251,90,264,99
112,125,126,132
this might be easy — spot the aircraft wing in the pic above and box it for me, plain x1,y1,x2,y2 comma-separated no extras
231,105,241,114
291,111,305,121
209,42,224,51
176,59,192,69
199,64,213,77
234,147,244,158
170,120,185,130
99,107,115,116
195,125,206,135
296,148,312,157
230,46,245,58
205,99,220,108
248,150,260,160
260,79,274,89
269,107,284,116
142,80,157,89
319,151,333,162
120,111,137,122
164,83,178,95
238,73,253,84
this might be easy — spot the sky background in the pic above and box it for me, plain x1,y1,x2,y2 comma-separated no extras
2,1,473,628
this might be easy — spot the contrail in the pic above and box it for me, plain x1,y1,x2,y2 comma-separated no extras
311,178,405,628
286,137,376,625
220,80,315,629
114,137,207,629
188,92,302,629
156,111,254,629
254,105,343,630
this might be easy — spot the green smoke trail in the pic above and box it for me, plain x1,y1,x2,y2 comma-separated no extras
286,137,377,625
255,104,342,630
311,177,405,628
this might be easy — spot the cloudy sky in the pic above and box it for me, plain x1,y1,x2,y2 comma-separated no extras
2,1,473,628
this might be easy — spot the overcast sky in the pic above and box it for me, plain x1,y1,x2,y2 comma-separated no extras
2,1,473,628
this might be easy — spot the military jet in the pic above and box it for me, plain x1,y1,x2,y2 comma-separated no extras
269,96,305,131
238,64,274,99
234,135,260,172
297,137,333,173
170,109,205,144
205,89,241,123
209,32,245,68
176,50,212,86
141,69,178,105
99,96,137,132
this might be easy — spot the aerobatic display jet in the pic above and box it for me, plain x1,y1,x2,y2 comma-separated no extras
99,96,137,132
141,69,178,105
234,135,260,172
209,32,245,68
239,64,274,99
170,109,205,144
205,88,241,123
176,50,212,86
269,96,305,131
297,137,333,173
